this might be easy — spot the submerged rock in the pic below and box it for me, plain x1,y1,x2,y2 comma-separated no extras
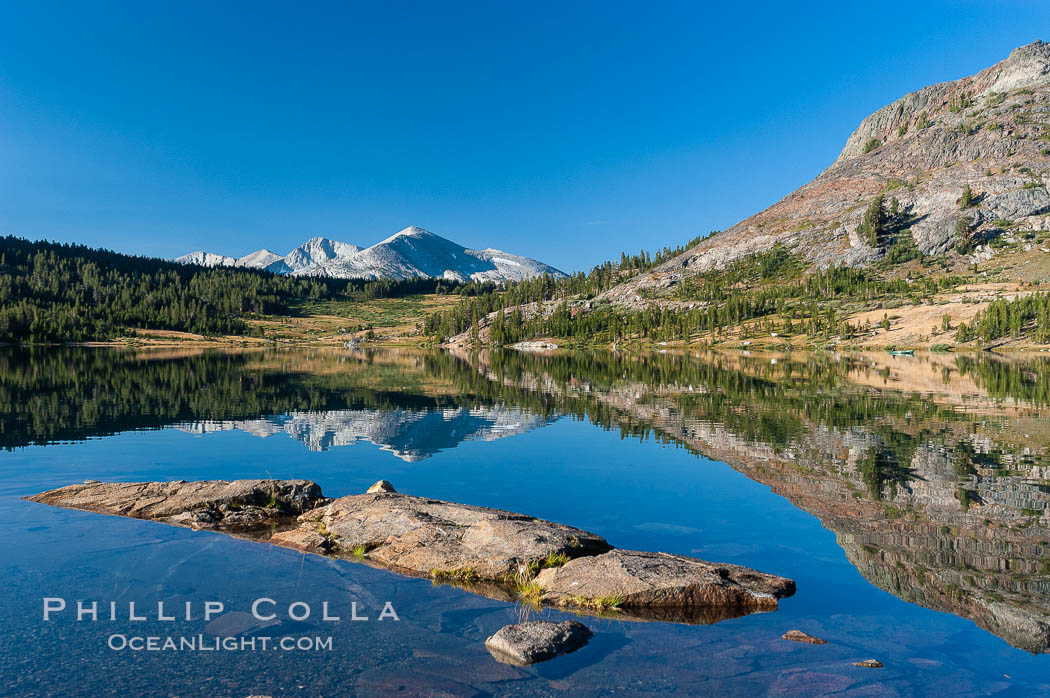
852,659,884,668
204,611,280,638
297,491,611,580
782,629,828,644
484,620,592,666
26,479,326,529
534,550,795,612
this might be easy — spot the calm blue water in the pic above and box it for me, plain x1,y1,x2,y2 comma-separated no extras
2,348,1050,696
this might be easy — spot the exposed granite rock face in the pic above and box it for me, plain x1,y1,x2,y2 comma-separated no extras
366,479,396,493
535,550,795,612
445,299,568,348
835,42,1050,163
298,491,612,580
599,41,1050,307
484,620,592,666
26,479,325,530
268,529,331,553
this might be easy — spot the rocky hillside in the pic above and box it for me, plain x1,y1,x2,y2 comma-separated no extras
605,41,1050,306
176,226,566,284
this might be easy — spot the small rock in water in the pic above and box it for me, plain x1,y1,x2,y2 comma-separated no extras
484,620,592,666
269,529,330,553
782,629,827,644
204,611,279,638
366,480,396,493
852,659,884,668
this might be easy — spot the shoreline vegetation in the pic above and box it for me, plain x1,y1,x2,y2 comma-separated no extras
1,235,1048,352
425,242,1049,352
3,345,1048,453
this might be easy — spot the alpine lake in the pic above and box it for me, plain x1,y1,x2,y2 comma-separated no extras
3,345,1050,696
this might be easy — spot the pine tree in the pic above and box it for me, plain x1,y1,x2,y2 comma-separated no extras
857,195,887,247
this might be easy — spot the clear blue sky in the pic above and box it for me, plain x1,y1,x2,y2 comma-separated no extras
1,1,1048,273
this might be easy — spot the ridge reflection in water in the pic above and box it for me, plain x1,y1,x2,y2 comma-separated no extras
4,345,1050,694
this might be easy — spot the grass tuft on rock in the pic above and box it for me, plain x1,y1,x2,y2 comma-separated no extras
432,566,479,582
560,594,625,612
350,543,378,558
515,581,543,601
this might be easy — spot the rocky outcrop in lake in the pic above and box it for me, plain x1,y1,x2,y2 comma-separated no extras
296,489,613,580
535,550,794,613
27,479,325,530
27,479,796,624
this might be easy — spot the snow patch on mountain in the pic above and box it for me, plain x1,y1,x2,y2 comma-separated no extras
235,249,282,268
174,251,237,267
281,236,362,274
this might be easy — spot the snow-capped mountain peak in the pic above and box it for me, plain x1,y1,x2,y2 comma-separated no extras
235,249,282,268
281,236,362,273
174,226,565,283
174,251,237,267
378,225,432,244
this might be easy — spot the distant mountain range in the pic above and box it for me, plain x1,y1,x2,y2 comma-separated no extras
175,225,566,283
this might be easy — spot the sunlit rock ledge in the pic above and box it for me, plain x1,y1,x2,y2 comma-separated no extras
27,478,795,624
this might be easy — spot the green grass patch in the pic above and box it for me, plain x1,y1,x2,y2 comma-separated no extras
560,594,625,612
432,566,479,582
515,581,543,601
350,543,378,557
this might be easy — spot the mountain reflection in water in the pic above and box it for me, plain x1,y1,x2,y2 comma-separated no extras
4,345,1050,652
175,406,550,461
